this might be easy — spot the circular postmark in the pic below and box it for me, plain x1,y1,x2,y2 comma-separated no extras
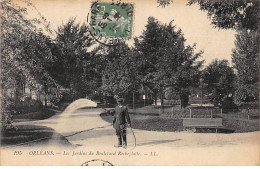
88,0,134,46
81,159,114,166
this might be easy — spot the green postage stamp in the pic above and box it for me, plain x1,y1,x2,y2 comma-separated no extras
90,1,134,40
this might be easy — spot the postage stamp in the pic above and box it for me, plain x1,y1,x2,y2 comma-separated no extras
89,1,134,45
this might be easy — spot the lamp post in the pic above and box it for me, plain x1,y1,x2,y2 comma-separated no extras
143,94,146,107
200,78,203,106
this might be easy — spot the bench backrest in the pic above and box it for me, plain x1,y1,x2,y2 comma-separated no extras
183,118,223,127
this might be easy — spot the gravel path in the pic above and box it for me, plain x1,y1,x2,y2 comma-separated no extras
10,99,259,165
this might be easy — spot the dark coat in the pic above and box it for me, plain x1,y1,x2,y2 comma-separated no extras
113,105,131,129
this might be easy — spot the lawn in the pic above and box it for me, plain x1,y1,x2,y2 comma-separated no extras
1,125,72,147
12,109,61,122
100,105,259,133
101,111,184,132
222,112,260,133
12,102,70,122
1,103,72,147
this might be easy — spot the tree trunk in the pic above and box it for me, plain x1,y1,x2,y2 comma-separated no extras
45,95,47,107
180,91,189,109
132,92,135,109
180,97,183,109
124,94,127,106
29,87,32,99
44,84,48,107
160,92,164,113
104,94,107,106
154,92,157,106
179,90,182,109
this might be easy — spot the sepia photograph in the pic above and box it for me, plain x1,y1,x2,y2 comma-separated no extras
0,0,259,166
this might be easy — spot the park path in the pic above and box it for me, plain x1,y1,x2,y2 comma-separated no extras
14,99,260,165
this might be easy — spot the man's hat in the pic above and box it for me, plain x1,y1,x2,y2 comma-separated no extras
117,98,124,103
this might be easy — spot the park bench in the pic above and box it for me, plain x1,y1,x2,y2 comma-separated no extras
247,113,259,120
183,118,223,133
246,109,259,120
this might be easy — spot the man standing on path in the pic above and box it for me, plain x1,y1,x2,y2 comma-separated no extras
113,98,131,148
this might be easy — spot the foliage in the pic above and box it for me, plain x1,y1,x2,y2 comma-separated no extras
2,0,52,92
157,0,173,8
8,98,43,115
183,0,259,105
99,16,204,108
1,0,59,88
232,30,260,105
187,0,259,31
185,0,260,105
202,59,235,106
100,42,140,98
1,0,62,128
157,0,259,31
135,17,203,109
158,0,260,107
53,18,95,99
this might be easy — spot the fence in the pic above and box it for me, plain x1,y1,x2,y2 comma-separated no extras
162,107,222,119
161,106,259,120
223,108,259,120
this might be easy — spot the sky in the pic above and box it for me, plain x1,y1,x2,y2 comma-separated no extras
22,0,236,65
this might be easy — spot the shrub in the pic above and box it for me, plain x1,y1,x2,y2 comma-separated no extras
58,90,74,103
9,98,43,115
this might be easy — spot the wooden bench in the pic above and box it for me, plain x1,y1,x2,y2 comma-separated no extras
247,111,259,120
183,118,223,133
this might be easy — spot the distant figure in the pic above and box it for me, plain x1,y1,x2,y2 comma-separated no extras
113,98,131,148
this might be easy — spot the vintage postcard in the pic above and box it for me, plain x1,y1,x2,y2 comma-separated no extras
1,0,259,166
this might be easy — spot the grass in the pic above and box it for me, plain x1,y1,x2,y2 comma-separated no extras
1,103,72,147
12,109,61,122
100,111,184,132
222,112,259,132
101,105,259,133
1,125,72,147
128,105,222,118
12,102,70,122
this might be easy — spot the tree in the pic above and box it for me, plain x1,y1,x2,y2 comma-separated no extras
133,17,162,106
54,18,94,99
135,17,203,110
187,0,259,31
185,0,260,105
202,59,235,107
158,0,260,106
1,0,60,101
1,0,61,128
158,0,259,31
232,30,259,105
101,42,140,102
